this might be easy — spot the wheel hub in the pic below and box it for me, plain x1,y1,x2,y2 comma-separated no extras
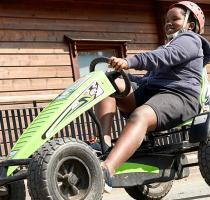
56,157,91,199
63,173,79,186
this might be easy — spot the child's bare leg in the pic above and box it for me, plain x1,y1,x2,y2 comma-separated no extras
104,105,157,176
94,78,136,146
95,97,116,146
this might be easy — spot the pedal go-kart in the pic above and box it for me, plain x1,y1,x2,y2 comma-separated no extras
0,57,210,200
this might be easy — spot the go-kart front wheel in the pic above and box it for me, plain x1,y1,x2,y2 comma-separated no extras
28,138,104,200
124,181,173,200
198,140,210,186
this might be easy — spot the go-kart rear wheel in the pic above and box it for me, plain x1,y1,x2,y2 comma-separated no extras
124,181,173,200
0,180,26,200
28,137,104,200
198,140,210,186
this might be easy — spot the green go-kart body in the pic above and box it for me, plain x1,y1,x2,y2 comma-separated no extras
7,70,115,176
5,68,165,181
0,57,210,200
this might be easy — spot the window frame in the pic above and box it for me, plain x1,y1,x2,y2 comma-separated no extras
64,36,129,80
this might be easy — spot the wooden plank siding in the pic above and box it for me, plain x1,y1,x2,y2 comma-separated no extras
0,0,160,108
0,0,209,105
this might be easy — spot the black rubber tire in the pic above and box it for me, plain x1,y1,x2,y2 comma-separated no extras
124,181,173,200
28,137,104,200
198,141,210,186
0,180,26,200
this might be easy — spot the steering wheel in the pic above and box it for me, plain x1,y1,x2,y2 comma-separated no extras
89,57,131,98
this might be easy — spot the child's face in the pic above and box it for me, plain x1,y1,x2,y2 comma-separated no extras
165,7,186,36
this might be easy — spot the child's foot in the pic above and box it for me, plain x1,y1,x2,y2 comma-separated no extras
102,165,112,193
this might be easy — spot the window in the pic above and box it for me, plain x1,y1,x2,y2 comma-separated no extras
78,50,115,77
64,36,129,80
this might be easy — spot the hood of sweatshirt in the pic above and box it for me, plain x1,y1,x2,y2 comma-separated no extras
198,34,210,66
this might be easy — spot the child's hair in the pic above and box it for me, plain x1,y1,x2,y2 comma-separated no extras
176,5,199,33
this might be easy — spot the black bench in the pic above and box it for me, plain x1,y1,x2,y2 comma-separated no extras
0,104,125,157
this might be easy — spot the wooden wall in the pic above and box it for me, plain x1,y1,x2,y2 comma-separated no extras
1,0,210,109
0,0,159,108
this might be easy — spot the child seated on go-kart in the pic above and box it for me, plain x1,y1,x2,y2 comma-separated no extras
91,1,210,193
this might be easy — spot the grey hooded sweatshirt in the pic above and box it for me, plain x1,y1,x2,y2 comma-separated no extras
126,31,210,99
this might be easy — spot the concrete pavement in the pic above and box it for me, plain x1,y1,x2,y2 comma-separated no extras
103,167,210,200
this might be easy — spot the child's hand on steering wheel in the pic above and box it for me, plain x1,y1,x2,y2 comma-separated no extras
109,56,129,71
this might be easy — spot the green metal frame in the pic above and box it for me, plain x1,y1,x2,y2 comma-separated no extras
116,162,159,174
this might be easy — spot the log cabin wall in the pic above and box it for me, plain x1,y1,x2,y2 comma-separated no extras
0,0,210,109
0,0,160,109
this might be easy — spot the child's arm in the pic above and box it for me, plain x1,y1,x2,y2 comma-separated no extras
127,33,202,71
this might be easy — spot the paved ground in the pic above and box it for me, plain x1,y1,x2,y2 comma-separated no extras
25,167,210,200
103,169,210,200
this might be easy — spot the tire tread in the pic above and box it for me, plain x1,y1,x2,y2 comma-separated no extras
28,137,103,200
198,141,210,185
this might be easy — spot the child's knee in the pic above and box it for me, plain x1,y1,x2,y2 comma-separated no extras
127,109,146,124
127,106,157,129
